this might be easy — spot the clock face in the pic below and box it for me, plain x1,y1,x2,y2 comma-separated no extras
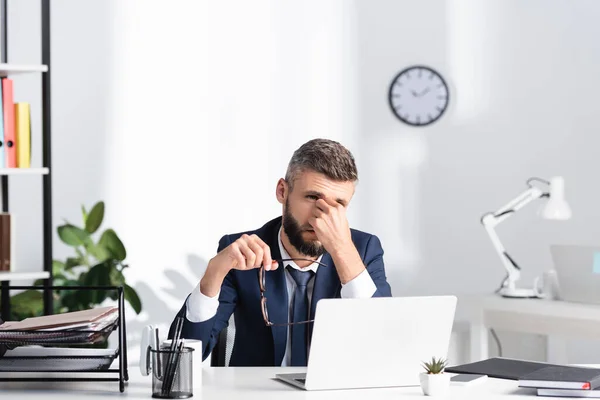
388,66,449,127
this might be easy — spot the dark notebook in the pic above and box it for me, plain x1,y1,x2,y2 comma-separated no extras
519,366,600,390
445,357,561,380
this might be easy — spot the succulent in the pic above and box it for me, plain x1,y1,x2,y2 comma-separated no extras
422,356,448,374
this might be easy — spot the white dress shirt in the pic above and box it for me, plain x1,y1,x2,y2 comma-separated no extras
185,227,377,366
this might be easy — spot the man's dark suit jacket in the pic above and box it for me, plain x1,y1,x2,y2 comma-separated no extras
169,216,392,366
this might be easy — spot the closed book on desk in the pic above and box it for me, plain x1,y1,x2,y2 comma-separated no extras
538,388,600,398
446,357,557,380
519,366,600,390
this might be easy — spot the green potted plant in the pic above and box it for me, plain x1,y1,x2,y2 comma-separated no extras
9,201,142,323
420,356,450,396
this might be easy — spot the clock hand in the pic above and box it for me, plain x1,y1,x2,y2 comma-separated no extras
418,87,431,97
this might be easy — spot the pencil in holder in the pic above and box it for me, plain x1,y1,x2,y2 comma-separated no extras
150,345,194,399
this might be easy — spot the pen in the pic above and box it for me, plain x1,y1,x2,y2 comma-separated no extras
161,317,183,395
167,340,185,396
155,327,162,378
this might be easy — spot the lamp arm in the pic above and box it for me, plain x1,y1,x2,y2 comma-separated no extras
482,187,545,227
483,223,521,289
481,186,546,290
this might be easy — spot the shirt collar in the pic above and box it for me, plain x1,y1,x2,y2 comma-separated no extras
278,226,322,273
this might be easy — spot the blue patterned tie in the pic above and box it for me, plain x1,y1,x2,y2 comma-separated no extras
287,265,315,366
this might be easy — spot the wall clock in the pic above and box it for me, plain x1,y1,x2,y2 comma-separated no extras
388,65,449,127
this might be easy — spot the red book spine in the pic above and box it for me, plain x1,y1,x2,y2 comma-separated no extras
2,78,16,168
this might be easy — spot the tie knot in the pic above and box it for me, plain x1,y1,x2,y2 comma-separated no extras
286,265,315,287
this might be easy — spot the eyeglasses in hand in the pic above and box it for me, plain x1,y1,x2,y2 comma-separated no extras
259,258,328,327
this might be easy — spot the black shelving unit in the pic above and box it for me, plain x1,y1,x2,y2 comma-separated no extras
0,0,54,319
0,3,129,393
41,0,54,317
0,285,129,393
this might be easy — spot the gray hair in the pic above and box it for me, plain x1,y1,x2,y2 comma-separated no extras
285,138,358,190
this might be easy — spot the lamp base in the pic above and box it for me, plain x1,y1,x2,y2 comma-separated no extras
498,287,543,299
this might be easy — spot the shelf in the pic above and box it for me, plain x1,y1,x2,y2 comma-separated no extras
0,64,48,77
0,271,50,282
0,168,49,175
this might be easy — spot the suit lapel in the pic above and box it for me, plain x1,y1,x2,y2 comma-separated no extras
263,222,288,366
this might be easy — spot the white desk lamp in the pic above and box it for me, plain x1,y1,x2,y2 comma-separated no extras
480,176,572,298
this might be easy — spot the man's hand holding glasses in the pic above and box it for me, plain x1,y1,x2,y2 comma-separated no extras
198,232,326,327
200,234,279,298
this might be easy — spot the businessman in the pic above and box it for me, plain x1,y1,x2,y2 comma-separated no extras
169,138,392,366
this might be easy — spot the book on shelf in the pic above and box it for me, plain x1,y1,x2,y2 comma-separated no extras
0,76,4,169
0,77,33,168
1,77,15,168
14,102,30,168
0,213,13,272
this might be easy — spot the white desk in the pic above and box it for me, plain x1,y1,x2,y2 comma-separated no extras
463,295,600,363
0,365,560,399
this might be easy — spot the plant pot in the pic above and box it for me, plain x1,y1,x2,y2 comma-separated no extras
419,372,450,396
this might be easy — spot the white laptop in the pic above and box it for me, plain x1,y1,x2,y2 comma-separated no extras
275,295,457,391
550,244,600,304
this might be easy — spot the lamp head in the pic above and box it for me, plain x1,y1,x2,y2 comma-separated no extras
541,176,572,220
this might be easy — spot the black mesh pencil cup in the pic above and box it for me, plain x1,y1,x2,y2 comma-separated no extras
150,346,194,398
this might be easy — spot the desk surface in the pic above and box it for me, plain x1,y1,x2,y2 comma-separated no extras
458,294,600,363
0,365,547,399
460,295,600,318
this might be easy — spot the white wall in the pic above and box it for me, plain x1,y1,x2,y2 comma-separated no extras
7,0,600,365
354,0,600,363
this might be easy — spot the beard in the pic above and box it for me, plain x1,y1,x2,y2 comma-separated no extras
282,199,325,258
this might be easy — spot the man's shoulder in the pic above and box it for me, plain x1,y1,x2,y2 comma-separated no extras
349,227,383,259
349,227,376,245
220,216,282,243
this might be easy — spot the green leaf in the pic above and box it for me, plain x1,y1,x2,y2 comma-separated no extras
75,247,86,261
83,263,111,304
98,229,126,261
85,201,105,234
53,260,66,276
81,205,88,225
422,357,447,374
54,278,85,312
53,275,68,287
62,291,84,311
9,290,43,320
57,224,92,247
109,268,125,286
86,242,111,263
65,257,82,270
124,284,142,314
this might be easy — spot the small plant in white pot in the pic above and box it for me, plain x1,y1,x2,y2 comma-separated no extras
420,357,450,396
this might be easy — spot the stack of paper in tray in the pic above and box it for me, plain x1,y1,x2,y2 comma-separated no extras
0,306,118,331
0,306,119,345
